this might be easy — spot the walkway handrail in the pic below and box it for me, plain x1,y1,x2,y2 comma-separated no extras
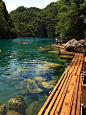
37,53,84,115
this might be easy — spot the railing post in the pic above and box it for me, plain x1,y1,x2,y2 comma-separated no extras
84,57,86,73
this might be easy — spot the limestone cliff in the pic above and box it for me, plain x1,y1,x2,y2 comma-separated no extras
0,0,17,39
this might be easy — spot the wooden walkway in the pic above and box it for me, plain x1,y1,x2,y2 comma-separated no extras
37,53,84,115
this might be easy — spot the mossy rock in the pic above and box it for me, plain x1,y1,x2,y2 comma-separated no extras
44,62,61,69
6,110,21,115
24,78,43,93
26,80,43,94
51,80,57,86
34,77,46,83
48,51,59,54
60,55,74,59
18,78,43,94
26,101,44,115
23,60,61,70
0,104,7,115
8,95,26,113
39,47,51,52
15,68,26,73
39,81,54,89
18,90,27,95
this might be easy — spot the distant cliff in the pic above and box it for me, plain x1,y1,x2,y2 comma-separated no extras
0,0,17,39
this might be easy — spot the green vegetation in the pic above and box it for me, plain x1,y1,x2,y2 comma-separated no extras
10,0,86,40
10,3,58,37
55,0,86,40
0,0,86,40
0,0,17,39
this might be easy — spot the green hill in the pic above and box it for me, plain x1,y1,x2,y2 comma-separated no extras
10,2,58,37
0,0,86,40
0,0,17,39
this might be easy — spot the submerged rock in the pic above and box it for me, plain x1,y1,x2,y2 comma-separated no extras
23,60,61,69
8,95,26,113
24,78,43,93
39,47,51,52
18,78,43,94
18,89,27,95
51,80,57,86
6,110,21,115
34,77,46,83
18,77,55,95
60,55,74,59
0,104,7,115
26,100,45,115
44,62,60,69
39,81,54,89
48,51,58,54
16,68,25,72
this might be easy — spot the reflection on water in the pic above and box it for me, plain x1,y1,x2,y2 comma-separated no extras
0,37,71,115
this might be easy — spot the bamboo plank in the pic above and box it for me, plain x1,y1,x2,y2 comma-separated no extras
45,74,70,115
37,72,66,115
54,75,73,114
60,75,77,115
71,75,80,115
37,53,84,115
76,73,82,115
50,74,72,115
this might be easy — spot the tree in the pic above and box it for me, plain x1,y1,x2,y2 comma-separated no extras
10,2,58,37
55,0,86,40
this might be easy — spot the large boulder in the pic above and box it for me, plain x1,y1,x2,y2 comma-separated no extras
65,39,86,52
8,95,26,113
77,39,86,52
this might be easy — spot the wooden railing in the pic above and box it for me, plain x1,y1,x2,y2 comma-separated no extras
37,53,84,115
84,57,86,72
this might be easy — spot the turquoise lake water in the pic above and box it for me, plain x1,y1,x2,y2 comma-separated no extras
0,37,71,115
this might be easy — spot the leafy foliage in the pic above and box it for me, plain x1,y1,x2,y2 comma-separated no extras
1,0,86,40
55,0,86,40
10,3,58,37
0,0,17,39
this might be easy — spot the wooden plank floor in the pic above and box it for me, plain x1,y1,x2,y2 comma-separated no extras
37,53,84,115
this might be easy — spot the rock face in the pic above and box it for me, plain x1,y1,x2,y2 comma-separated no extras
0,0,17,39
65,39,86,52
0,104,7,115
8,95,26,113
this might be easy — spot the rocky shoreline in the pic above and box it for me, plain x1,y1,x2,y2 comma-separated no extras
65,38,86,53
52,38,86,53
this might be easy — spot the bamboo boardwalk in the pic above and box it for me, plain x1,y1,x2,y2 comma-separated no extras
38,53,84,115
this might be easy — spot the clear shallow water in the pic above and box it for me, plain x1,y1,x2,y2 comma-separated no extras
0,37,70,114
